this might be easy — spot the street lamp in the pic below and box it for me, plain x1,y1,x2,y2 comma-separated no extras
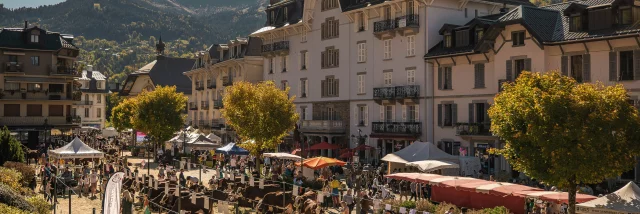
350,129,368,163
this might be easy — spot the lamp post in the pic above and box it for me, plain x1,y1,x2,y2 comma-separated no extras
350,129,368,164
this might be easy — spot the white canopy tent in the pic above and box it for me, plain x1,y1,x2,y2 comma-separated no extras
48,137,104,159
381,141,459,174
102,127,118,138
405,160,460,172
264,153,302,160
185,134,221,151
206,133,222,144
577,182,640,214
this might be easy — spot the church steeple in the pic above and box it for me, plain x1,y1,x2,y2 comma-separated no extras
156,35,165,56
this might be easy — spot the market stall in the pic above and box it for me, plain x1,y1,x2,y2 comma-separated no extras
577,181,640,214
216,143,250,156
48,137,104,159
381,142,460,175
185,134,221,152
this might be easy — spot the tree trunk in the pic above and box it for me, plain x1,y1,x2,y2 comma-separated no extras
255,153,262,178
568,179,577,214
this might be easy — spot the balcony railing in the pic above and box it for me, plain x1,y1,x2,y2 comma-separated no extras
261,44,273,53
75,100,93,105
213,100,223,109
222,76,233,86
51,66,80,76
373,87,396,99
273,41,289,51
395,85,420,98
396,14,419,28
198,120,210,128
4,62,24,73
195,82,204,91
189,102,198,110
299,120,346,133
0,116,80,126
374,19,396,33
372,122,421,134
211,119,224,129
455,122,492,136
201,101,209,110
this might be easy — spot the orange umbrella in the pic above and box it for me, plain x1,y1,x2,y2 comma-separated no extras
295,157,346,170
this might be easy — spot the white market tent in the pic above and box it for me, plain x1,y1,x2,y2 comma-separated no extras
48,137,104,159
206,133,222,144
405,160,460,172
577,182,640,214
185,134,221,151
102,127,118,138
381,141,459,174
264,153,302,160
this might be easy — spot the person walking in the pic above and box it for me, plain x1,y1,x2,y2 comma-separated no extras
330,176,341,208
90,170,98,198
343,189,355,212
179,169,186,187
410,182,417,201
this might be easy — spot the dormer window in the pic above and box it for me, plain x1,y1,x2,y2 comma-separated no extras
444,33,452,48
475,28,484,43
570,15,582,31
30,31,40,43
271,11,275,24
619,6,632,25
456,29,469,47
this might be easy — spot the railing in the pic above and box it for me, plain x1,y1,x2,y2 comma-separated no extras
195,82,204,91
300,120,346,133
222,76,233,86
374,19,396,33
4,62,23,73
198,120,209,128
396,14,419,28
455,122,492,136
51,66,80,76
261,44,273,53
75,100,93,105
211,119,224,128
372,122,422,134
207,81,216,89
273,41,289,51
201,101,209,110
213,100,223,109
373,87,396,99
395,85,420,98
189,102,198,110
0,116,80,126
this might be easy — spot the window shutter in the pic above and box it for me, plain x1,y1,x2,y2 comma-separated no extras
452,103,458,125
321,23,326,39
634,50,640,80
468,103,474,123
305,80,309,95
390,105,396,121
474,64,485,88
402,105,407,122
506,60,513,81
438,67,443,89
335,79,339,96
380,105,385,122
437,104,442,127
415,105,419,122
609,51,618,81
484,103,490,124
321,52,325,68
336,20,340,37
364,106,369,125
321,80,326,96
446,69,452,90
354,107,359,125
298,82,302,97
561,56,568,76
524,58,532,71
336,51,340,66
583,54,591,82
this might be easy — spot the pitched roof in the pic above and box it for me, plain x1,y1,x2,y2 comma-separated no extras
0,27,78,51
148,56,195,94
339,0,532,13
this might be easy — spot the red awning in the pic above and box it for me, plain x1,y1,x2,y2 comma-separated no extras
339,151,354,159
489,184,542,196
308,142,340,150
447,180,496,192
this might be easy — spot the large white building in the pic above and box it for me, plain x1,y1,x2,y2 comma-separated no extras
73,65,108,129
250,0,529,160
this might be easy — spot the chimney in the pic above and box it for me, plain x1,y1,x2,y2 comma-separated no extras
87,65,93,72
24,21,28,29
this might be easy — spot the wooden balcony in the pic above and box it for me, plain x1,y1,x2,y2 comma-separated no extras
299,120,346,134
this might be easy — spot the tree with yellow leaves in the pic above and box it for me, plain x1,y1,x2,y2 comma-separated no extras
221,81,299,176
110,97,137,132
133,85,188,153
489,71,640,214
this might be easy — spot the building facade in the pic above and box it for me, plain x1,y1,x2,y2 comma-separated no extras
250,0,528,159
74,65,108,129
0,23,81,148
183,37,264,143
425,0,640,180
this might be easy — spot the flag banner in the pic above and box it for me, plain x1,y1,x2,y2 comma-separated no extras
103,172,125,214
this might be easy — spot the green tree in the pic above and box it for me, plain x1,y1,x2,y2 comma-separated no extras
111,97,137,132
133,86,187,153
489,71,640,214
221,81,299,175
106,92,125,123
0,127,25,165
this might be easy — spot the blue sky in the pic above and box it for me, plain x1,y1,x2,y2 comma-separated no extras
1,0,66,9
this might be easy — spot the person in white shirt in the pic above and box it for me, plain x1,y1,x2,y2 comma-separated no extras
90,170,98,197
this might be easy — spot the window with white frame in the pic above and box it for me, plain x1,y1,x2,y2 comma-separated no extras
356,105,368,126
384,72,392,86
269,58,274,73
301,51,308,70
403,105,419,122
381,105,395,122
301,107,307,120
406,35,415,56
301,29,307,42
281,81,288,91
30,33,39,43
97,108,102,118
321,76,339,97
282,55,288,72
357,42,366,62
300,79,308,97
97,94,102,103
357,74,365,94
358,12,366,31
85,108,90,117
383,39,392,59
407,69,415,84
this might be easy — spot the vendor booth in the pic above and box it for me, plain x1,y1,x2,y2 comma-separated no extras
48,137,104,159
577,181,640,214
381,142,461,175
185,134,221,152
216,143,250,156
